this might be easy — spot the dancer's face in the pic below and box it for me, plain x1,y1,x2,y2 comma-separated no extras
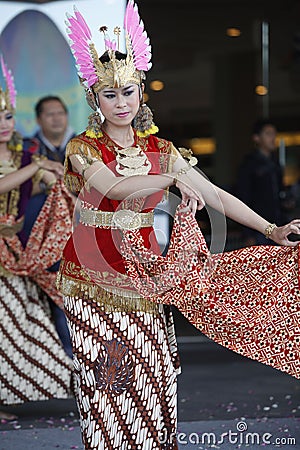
0,110,15,144
97,83,140,128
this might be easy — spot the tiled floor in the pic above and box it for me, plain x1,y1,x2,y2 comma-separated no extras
1,312,299,449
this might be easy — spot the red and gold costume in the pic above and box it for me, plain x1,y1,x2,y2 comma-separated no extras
0,147,73,405
57,132,180,450
58,131,175,310
59,3,299,449
0,55,73,406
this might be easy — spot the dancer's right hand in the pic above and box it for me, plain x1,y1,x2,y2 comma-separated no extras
176,179,205,215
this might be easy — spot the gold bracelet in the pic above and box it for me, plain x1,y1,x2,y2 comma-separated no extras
33,168,45,184
173,164,193,184
173,147,198,185
74,154,91,178
32,154,46,168
264,223,277,239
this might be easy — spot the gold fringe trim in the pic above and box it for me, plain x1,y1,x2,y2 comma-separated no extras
64,138,103,194
56,273,159,314
65,173,84,195
66,138,103,161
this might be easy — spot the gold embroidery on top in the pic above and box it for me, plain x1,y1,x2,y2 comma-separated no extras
0,151,22,217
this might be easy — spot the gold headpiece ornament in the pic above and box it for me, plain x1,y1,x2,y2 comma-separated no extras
66,0,152,92
0,55,16,113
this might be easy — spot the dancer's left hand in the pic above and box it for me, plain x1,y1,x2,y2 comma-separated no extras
270,219,300,246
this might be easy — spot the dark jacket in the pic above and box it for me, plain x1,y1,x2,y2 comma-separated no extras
235,149,285,242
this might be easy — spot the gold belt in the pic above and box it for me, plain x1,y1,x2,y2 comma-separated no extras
79,207,154,230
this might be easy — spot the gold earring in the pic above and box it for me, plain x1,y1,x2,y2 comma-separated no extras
86,112,103,139
133,103,159,137
8,130,23,151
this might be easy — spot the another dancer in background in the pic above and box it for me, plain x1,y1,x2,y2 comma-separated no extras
0,56,73,420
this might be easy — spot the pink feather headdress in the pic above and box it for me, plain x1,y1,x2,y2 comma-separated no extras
66,0,152,92
0,55,17,113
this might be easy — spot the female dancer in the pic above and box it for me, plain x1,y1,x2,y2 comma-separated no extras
57,2,299,448
0,57,73,419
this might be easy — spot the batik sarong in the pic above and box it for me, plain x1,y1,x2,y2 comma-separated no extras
0,275,72,405
64,295,180,450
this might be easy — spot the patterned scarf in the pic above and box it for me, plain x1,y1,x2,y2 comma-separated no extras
121,205,300,379
0,180,74,308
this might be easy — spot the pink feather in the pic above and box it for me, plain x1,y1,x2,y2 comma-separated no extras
65,8,97,88
0,55,17,109
124,0,152,71
67,14,91,40
104,38,117,51
74,7,92,40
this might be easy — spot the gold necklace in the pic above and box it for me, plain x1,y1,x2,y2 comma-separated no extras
115,145,152,177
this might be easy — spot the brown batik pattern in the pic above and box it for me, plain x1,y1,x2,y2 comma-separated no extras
0,276,73,405
64,295,179,449
94,339,135,394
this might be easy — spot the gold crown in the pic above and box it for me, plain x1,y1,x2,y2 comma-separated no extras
0,85,14,112
67,2,152,92
90,37,144,92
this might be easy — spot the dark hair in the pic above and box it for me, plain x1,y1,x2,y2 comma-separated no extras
35,96,68,117
99,51,127,64
252,118,276,135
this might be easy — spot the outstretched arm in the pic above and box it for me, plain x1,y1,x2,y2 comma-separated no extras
173,157,300,246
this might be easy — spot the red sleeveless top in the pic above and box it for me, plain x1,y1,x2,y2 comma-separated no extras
57,131,177,306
